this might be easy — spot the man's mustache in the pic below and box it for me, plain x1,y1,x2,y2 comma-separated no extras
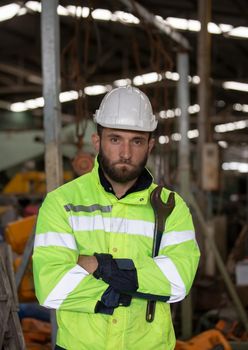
113,159,133,165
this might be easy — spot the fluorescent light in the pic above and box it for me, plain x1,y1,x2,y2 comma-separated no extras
165,18,221,33
171,72,180,81
113,11,140,24
0,4,21,21
188,104,200,114
25,1,41,12
10,102,28,112
9,85,108,112
215,120,248,133
158,129,200,144
133,72,162,86
2,3,248,43
222,162,248,173
27,98,43,110
64,7,140,24
233,103,248,112
228,26,248,38
233,103,242,111
167,109,175,118
84,85,108,96
10,97,44,111
208,22,222,34
223,81,248,92
158,104,199,120
164,16,248,38
187,129,199,139
171,133,181,141
114,79,132,87
188,20,201,32
159,111,166,119
175,108,181,116
158,135,169,144
34,97,44,107
133,76,144,86
59,91,78,102
8,68,248,115
165,71,173,80
92,9,112,21
219,24,233,33
218,141,228,148
166,17,189,30
57,5,70,16
165,71,181,81
66,6,89,18
192,75,200,84
158,109,175,119
235,120,248,129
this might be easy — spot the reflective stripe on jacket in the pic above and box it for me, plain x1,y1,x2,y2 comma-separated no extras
32,160,200,350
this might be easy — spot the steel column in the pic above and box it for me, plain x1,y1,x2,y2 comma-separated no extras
177,51,192,339
177,52,190,197
41,0,62,347
41,0,62,192
197,0,212,184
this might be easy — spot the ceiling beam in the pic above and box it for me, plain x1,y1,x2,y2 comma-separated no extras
0,63,42,85
0,85,41,95
119,0,190,49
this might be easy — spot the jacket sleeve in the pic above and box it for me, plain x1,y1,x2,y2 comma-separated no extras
132,192,200,303
32,191,108,313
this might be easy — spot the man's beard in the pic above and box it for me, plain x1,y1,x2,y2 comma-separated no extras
98,147,148,184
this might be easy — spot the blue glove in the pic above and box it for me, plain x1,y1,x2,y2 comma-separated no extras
93,253,138,293
95,286,132,315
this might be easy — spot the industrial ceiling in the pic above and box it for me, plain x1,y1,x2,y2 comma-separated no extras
0,0,248,173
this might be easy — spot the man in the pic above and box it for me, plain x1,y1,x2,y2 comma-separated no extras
33,86,200,350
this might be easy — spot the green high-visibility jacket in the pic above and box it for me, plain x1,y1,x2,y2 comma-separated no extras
33,160,200,350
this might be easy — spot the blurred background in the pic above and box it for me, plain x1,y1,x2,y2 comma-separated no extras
0,1,248,349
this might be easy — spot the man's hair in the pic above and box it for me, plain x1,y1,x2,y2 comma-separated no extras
96,124,104,137
96,124,154,140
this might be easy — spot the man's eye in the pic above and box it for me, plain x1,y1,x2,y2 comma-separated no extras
133,139,143,145
111,137,119,143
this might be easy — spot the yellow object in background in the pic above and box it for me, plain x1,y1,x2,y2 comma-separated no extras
14,257,36,301
5,215,37,301
3,171,73,194
5,215,36,255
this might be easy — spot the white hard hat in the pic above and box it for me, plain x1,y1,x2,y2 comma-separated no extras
94,86,157,132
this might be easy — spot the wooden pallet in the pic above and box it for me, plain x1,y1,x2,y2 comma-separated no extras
0,243,26,349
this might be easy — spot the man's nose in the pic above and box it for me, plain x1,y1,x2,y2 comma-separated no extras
120,141,131,160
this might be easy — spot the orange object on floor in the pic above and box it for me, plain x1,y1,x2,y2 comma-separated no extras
22,318,51,347
13,257,36,301
216,319,248,341
175,329,232,350
25,343,51,350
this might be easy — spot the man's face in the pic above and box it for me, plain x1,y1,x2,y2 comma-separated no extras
92,128,154,184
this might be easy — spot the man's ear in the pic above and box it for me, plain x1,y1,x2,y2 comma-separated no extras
148,137,155,155
92,133,100,152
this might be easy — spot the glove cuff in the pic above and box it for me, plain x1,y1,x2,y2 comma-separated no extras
93,253,113,279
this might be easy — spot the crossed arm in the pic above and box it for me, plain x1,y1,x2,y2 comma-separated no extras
77,255,98,274
33,191,200,314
